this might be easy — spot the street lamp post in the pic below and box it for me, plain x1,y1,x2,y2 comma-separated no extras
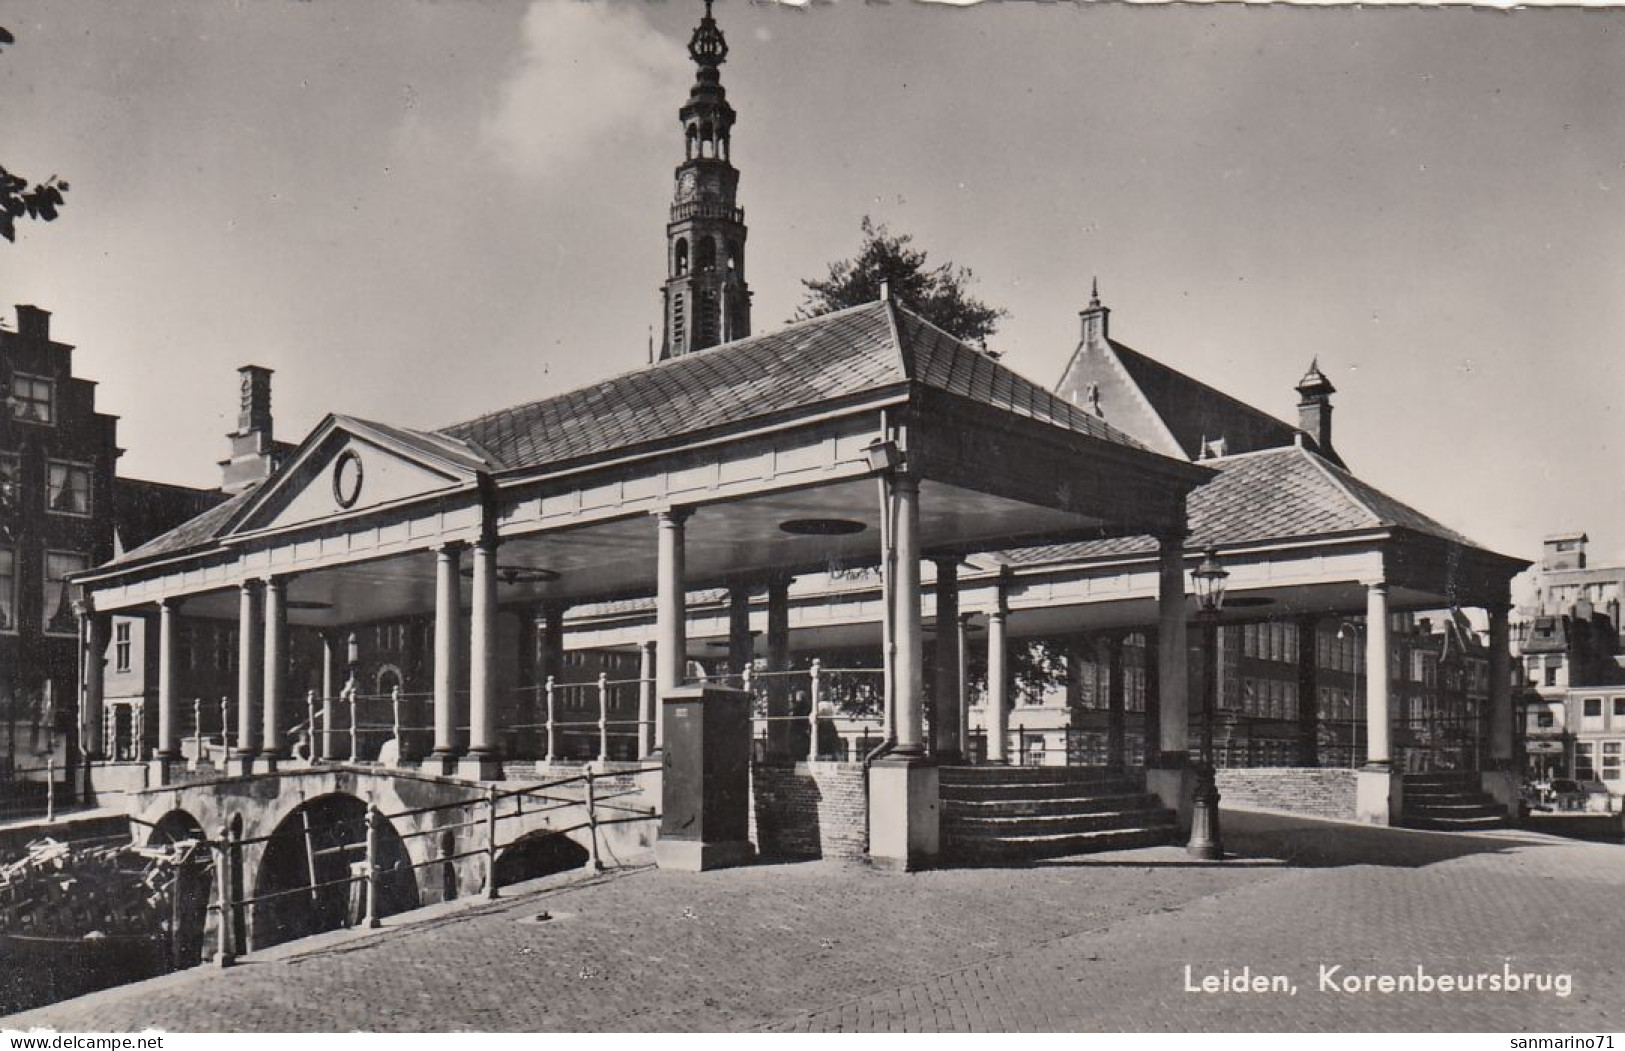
1188,548,1228,861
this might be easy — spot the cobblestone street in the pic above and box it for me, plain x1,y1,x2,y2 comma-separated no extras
4,812,1621,1033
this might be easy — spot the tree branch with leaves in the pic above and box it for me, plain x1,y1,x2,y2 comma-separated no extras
0,28,69,243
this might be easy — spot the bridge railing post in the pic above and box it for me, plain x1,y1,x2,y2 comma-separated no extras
544,676,556,764
192,698,203,769
485,783,500,901
390,686,402,763
597,672,610,763
44,755,55,823
808,659,822,763
304,690,317,762
363,804,380,929
584,768,603,873
219,696,231,758
212,823,236,967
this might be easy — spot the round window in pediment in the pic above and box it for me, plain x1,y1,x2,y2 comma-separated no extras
332,448,364,509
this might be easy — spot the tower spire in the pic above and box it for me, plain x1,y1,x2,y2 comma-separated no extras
660,0,750,361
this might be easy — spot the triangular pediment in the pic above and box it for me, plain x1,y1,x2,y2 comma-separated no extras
228,416,488,536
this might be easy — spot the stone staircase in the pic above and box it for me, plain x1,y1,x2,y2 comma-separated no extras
1401,772,1509,831
939,766,1179,861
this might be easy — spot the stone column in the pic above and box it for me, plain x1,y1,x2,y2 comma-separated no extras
1482,602,1518,815
320,631,339,761
932,557,962,762
461,537,502,780
1147,536,1193,826
429,542,462,774
985,579,1010,764
234,581,262,772
957,612,972,762
638,639,657,758
868,473,937,872
1355,580,1399,825
152,599,179,780
259,577,288,770
81,608,107,760
1106,634,1126,771
655,509,692,699
727,582,754,677
1142,627,1161,768
1296,616,1320,766
765,574,793,759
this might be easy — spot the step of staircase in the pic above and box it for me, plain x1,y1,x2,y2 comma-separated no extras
1400,773,1509,831
940,766,1177,860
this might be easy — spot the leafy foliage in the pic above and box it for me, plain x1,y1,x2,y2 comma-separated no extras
796,217,1007,350
0,28,69,243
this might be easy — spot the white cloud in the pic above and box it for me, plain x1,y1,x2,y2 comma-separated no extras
481,0,690,177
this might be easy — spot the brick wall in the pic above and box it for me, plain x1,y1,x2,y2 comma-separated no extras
1215,767,1358,820
750,761,867,860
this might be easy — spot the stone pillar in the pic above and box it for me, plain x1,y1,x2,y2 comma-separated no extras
1296,616,1320,767
259,577,288,770
81,609,107,760
655,508,693,751
461,537,502,780
1106,634,1126,771
868,474,937,872
1355,581,1400,825
932,557,962,762
985,581,1010,764
320,631,339,761
1482,602,1519,815
152,599,179,780
638,639,657,758
765,574,793,759
1147,536,1193,826
234,581,262,772
1142,627,1161,768
428,542,462,775
727,582,753,677
957,612,972,763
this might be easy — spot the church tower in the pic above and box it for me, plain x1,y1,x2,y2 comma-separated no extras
660,0,751,360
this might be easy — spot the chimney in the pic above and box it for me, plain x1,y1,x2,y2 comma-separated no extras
220,365,278,494
1295,358,1336,458
1079,277,1110,347
15,304,50,341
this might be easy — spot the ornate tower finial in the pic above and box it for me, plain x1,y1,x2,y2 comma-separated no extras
1080,276,1110,346
1089,276,1100,308
660,0,750,361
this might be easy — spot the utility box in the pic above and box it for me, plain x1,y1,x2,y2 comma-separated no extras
655,685,754,872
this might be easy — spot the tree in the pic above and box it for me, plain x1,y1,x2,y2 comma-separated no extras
796,217,1006,349
0,28,69,243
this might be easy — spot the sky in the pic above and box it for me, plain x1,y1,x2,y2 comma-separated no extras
2,0,1623,590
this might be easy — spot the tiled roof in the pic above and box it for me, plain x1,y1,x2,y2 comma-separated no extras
1110,341,1316,463
1001,444,1480,566
112,478,230,554
92,302,1153,569
442,301,1147,472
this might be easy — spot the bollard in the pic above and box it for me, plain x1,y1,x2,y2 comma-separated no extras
597,672,610,763
485,783,500,901
213,824,236,967
45,756,55,823
808,659,822,762
349,688,360,763
544,676,557,763
583,768,604,872
363,805,381,929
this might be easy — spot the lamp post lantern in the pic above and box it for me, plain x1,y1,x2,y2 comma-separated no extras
1188,548,1228,861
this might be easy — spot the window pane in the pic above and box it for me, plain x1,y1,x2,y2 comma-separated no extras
47,462,90,515
10,375,54,423
42,552,86,634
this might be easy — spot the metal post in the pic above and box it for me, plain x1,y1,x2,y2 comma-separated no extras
583,768,603,872
44,756,55,823
212,825,235,967
808,659,822,762
597,672,610,763
363,804,380,929
193,698,203,768
305,691,317,762
1188,609,1225,860
219,697,231,759
544,676,556,763
485,783,500,901
349,687,359,763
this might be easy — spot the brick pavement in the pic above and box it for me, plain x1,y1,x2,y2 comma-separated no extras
4,810,1622,1033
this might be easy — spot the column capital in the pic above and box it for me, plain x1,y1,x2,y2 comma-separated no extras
653,505,695,526
238,578,263,595
435,539,468,556
260,573,289,591
1484,599,1513,617
1362,578,1389,593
